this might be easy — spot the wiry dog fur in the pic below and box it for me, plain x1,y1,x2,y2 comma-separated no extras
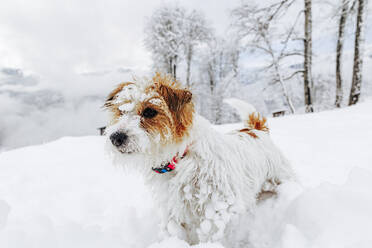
104,73,294,246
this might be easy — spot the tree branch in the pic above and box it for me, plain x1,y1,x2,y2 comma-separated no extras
283,70,305,81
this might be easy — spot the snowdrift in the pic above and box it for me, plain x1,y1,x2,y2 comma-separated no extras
0,100,372,248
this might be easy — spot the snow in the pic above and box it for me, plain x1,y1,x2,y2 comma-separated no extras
148,237,224,248
0,137,158,248
1,100,372,247
118,101,136,112
149,98,163,106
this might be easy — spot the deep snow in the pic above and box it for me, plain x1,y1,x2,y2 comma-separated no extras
0,100,372,248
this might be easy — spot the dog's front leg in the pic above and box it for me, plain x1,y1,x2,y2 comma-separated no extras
158,218,188,242
159,215,187,241
196,213,230,242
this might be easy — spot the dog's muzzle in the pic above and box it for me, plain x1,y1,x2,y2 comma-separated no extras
110,131,128,147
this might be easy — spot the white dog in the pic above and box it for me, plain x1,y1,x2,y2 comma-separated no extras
104,73,294,246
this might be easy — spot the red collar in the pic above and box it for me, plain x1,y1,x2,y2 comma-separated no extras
152,146,189,174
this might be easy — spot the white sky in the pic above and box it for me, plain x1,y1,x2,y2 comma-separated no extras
0,0,241,148
0,0,240,97
1,0,370,97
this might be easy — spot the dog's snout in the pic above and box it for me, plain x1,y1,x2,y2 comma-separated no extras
110,132,128,147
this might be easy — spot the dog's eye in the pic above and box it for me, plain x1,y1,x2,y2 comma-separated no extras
142,107,158,118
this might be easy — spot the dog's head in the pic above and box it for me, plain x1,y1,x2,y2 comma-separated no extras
104,73,194,155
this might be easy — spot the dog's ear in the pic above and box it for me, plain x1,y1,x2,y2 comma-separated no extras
158,83,194,139
104,85,121,108
103,83,132,108
158,84,192,112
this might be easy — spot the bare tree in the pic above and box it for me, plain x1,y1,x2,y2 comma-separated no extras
349,0,367,105
183,10,211,87
198,37,240,123
232,1,299,114
144,5,186,79
303,0,314,112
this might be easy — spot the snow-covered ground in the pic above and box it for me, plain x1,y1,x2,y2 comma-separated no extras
0,100,372,248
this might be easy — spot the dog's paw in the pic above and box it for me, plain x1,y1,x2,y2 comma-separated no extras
166,219,187,240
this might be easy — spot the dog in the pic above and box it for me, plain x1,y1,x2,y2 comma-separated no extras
104,73,294,245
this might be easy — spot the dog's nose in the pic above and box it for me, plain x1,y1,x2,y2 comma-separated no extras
110,132,128,147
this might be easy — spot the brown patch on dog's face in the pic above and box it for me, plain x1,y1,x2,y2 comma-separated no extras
138,73,194,144
136,96,174,145
104,82,136,123
152,74,194,143
104,82,135,107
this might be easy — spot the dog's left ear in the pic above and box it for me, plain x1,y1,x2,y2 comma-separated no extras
158,84,192,112
103,83,126,108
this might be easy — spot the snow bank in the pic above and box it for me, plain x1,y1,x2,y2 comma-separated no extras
0,137,159,248
248,169,372,248
0,100,372,248
0,200,10,230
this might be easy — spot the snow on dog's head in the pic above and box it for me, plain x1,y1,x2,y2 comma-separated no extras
104,73,194,156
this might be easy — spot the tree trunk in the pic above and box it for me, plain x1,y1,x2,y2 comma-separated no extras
275,63,296,114
208,63,215,94
186,46,193,87
349,0,366,106
304,0,314,112
215,99,222,124
207,63,217,122
232,49,239,78
335,0,349,108
173,55,177,79
168,57,173,75
168,56,177,79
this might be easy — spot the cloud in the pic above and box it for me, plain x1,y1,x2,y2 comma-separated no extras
117,67,133,74
0,67,38,87
0,89,107,149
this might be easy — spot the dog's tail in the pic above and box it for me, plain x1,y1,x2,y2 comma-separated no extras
224,98,268,132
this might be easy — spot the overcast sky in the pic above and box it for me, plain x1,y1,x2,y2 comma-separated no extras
0,0,240,97
0,0,242,149
1,0,370,96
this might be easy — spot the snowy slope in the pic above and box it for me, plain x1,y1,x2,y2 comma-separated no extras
0,100,372,248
